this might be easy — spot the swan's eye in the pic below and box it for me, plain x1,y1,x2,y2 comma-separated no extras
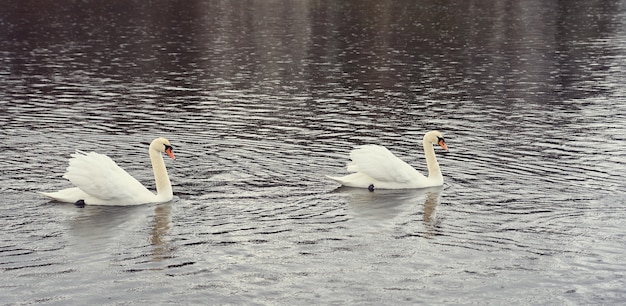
437,136,445,142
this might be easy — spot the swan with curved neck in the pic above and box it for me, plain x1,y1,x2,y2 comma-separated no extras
41,137,176,205
327,131,448,189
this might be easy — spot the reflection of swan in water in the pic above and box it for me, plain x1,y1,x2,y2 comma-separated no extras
336,186,443,221
64,203,174,261
67,205,151,251
423,191,440,224
421,190,443,238
150,203,173,261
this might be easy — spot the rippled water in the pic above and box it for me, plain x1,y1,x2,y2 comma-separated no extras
2,0,626,304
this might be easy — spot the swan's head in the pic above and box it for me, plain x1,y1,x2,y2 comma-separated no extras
424,131,448,151
150,137,176,160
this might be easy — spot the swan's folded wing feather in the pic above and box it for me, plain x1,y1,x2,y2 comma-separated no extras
348,145,425,183
62,151,153,202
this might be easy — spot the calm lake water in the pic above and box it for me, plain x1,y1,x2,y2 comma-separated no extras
2,0,626,304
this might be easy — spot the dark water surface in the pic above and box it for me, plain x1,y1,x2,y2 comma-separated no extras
1,0,626,304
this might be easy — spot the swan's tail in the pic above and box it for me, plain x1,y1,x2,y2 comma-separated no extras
325,175,344,183
40,187,85,204
326,173,374,189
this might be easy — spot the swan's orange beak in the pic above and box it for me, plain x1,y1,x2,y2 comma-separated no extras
438,139,448,151
165,146,176,160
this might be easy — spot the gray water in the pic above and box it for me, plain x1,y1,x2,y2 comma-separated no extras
1,0,626,304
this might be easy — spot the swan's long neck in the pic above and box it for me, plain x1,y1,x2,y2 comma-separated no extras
149,148,172,198
423,138,442,180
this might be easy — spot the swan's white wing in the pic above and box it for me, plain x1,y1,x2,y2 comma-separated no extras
62,151,155,204
347,145,426,184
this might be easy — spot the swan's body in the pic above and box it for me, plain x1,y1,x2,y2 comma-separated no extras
327,131,448,189
41,138,175,206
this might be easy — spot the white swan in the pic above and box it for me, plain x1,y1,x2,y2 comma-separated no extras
41,137,176,206
327,131,448,190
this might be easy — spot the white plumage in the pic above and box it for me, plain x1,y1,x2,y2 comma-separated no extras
41,137,175,206
327,131,448,189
